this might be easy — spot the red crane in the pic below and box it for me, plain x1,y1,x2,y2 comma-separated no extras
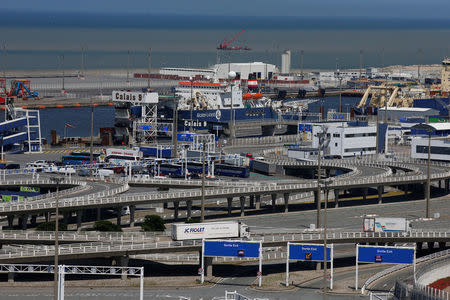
217,29,251,51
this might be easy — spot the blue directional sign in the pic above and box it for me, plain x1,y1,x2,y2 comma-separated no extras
298,124,313,132
289,244,331,262
204,241,260,258
177,133,194,142
357,246,414,264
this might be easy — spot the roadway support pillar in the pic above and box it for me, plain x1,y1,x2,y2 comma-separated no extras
30,215,37,226
445,179,449,193
62,211,70,225
129,205,135,227
186,200,192,220
439,242,446,250
120,256,129,280
8,272,15,283
173,201,179,221
96,208,101,221
44,212,50,223
227,198,233,216
283,193,289,213
316,262,321,270
205,256,213,278
21,215,28,230
377,186,383,204
7,215,14,228
427,242,435,250
416,242,423,252
314,190,319,207
271,194,277,210
240,196,245,217
362,188,368,202
439,180,442,189
334,190,339,208
116,207,122,226
255,195,261,210
249,195,255,209
404,185,408,197
76,210,82,230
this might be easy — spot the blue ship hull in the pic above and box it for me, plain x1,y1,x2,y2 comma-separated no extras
176,107,278,130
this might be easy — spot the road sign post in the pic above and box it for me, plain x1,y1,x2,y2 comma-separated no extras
286,242,333,289
201,238,205,284
355,244,415,292
202,239,262,287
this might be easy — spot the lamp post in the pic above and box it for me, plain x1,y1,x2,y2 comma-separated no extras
228,71,236,142
426,131,431,218
172,92,178,158
201,142,206,222
50,177,64,300
321,178,331,296
89,99,94,177
316,129,325,228
411,123,434,218
189,76,193,132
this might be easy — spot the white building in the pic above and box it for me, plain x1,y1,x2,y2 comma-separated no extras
159,67,215,78
311,123,378,157
411,136,450,161
442,58,450,92
281,50,291,74
213,62,278,80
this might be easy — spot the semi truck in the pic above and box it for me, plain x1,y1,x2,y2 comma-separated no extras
171,221,249,241
363,217,411,232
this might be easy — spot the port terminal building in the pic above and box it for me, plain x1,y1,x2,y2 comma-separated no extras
290,121,384,159
410,123,450,161
159,62,279,80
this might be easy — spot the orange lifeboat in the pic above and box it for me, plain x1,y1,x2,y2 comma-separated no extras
243,93,253,100
252,93,263,99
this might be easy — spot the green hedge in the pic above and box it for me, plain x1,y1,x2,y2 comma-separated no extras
93,220,122,232
141,215,165,232
36,221,67,231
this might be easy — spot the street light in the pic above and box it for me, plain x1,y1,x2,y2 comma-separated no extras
50,176,64,300
411,123,434,218
189,76,193,132
321,178,332,296
89,99,94,177
228,71,236,142
201,142,206,222
172,92,179,158
316,128,325,228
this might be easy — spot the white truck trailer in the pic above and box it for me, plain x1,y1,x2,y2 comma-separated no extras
171,221,249,241
363,217,410,232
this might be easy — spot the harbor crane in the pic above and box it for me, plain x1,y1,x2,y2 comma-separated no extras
217,29,251,51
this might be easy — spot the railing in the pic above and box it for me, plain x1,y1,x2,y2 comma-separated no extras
363,249,450,295
0,183,129,213
2,231,449,261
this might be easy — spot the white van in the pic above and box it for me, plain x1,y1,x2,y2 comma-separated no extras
96,169,114,178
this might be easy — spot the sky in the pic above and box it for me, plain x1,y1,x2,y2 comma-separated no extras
1,0,449,18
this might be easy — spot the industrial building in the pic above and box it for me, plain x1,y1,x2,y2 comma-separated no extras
158,63,278,81
411,136,450,161
159,67,215,78
377,107,440,121
213,62,278,80
291,122,381,159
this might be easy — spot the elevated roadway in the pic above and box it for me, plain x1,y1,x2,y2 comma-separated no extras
0,230,448,264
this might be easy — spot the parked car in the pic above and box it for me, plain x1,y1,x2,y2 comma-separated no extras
58,167,76,175
77,169,90,177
